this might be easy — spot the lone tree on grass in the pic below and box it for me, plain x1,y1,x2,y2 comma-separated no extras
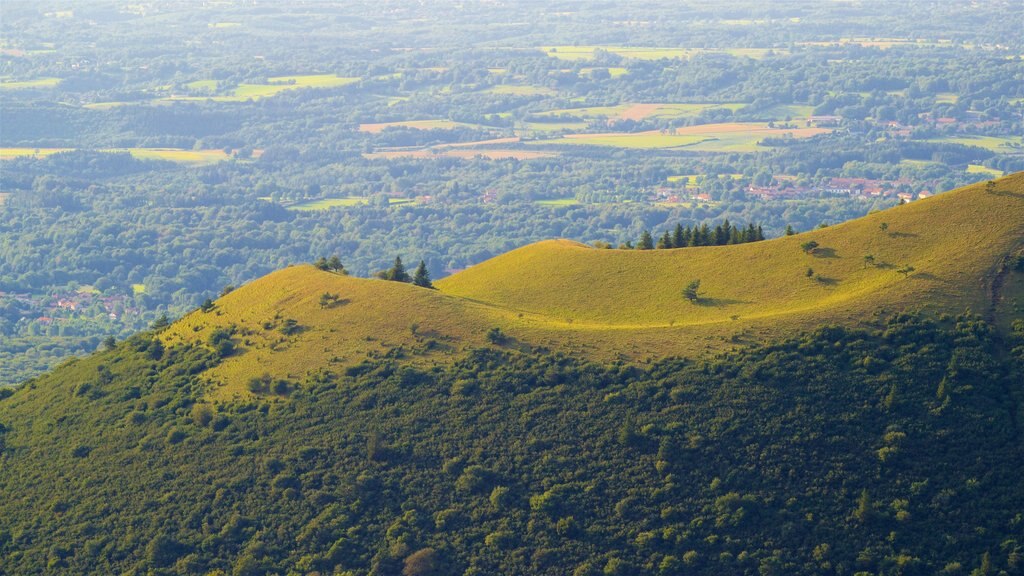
863,254,875,269
806,267,815,279
413,260,433,288
897,265,916,278
200,298,215,313
800,240,819,254
683,279,701,303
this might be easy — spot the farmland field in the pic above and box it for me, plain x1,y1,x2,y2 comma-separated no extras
287,197,415,211
485,85,557,96
967,164,1004,177
169,75,359,102
535,102,746,122
0,77,60,89
364,149,556,160
922,135,1022,153
531,123,832,152
534,198,581,206
0,148,73,159
0,147,232,165
542,45,784,61
358,119,481,133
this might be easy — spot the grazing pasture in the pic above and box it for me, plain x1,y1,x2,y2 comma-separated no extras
0,77,60,89
530,122,833,152
0,147,232,165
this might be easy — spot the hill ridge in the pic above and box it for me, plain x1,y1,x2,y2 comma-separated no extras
157,173,1024,398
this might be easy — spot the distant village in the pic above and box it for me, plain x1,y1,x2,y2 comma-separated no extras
0,288,140,333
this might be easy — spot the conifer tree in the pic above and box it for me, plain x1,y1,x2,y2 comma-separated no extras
673,223,685,248
637,230,654,250
413,260,433,288
388,256,411,282
656,231,673,249
785,224,796,236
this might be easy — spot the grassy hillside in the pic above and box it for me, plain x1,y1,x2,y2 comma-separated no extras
164,174,1024,396
1,176,1023,575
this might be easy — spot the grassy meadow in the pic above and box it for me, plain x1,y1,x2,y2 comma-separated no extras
0,147,232,165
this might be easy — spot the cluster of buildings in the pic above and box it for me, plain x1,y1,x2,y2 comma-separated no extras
0,289,137,326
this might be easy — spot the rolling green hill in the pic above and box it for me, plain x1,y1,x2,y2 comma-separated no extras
1,175,1023,575
163,173,1024,398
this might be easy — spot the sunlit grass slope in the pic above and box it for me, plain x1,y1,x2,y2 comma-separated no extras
440,174,1024,329
167,174,1024,396
162,268,502,399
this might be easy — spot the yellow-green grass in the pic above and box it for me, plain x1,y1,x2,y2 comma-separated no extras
751,104,816,120
537,133,711,149
186,80,218,91
967,165,1004,177
580,67,629,78
0,77,60,90
543,46,781,61
83,101,135,110
521,121,589,133
358,119,479,133
172,75,358,102
535,198,580,206
923,135,1022,154
209,22,241,28
0,148,73,159
266,74,359,88
113,148,231,165
485,85,557,96
162,268,505,399
286,197,414,211
131,284,146,295
935,93,959,104
0,147,230,165
530,123,831,151
535,103,743,122
76,285,100,295
162,174,1024,397
0,193,9,206
667,173,742,183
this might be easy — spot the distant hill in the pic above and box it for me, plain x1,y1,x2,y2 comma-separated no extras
0,174,1023,575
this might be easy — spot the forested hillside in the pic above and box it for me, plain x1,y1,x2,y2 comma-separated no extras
0,313,1022,575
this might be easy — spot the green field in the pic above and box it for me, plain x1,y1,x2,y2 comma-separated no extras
534,198,581,206
534,102,745,122
580,66,629,78
537,133,710,149
485,85,557,96
923,135,1022,153
358,119,480,133
131,284,147,295
543,45,783,61
0,148,73,159
531,123,832,152
0,147,231,165
967,164,1004,177
170,74,359,102
287,197,414,211
667,173,743,183
0,77,60,89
